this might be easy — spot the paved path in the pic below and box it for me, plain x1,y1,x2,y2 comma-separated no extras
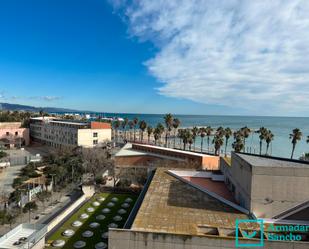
0,165,25,195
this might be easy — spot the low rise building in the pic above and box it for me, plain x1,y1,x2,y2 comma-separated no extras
0,224,47,249
109,168,309,249
115,143,220,170
220,152,309,219
0,122,30,149
29,117,111,148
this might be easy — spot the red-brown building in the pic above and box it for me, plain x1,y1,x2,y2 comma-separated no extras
115,143,220,170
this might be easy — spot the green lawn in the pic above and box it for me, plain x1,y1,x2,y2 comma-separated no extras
46,192,137,249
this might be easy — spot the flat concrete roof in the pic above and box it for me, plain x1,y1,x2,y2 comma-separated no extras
0,224,47,249
236,153,309,168
133,143,217,158
30,117,88,126
115,143,184,162
132,169,253,235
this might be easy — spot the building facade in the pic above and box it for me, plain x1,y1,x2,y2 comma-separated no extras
221,152,309,218
30,117,111,148
0,122,30,149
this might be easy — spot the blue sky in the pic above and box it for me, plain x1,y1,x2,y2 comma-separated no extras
1,0,309,116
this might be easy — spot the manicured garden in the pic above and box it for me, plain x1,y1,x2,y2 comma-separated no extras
46,192,137,249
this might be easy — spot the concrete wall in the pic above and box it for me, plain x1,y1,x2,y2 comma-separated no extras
221,153,309,218
77,128,111,147
115,155,178,168
202,155,220,170
0,127,30,146
251,165,309,218
109,229,308,249
220,154,253,210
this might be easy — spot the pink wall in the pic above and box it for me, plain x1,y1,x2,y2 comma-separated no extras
0,128,30,146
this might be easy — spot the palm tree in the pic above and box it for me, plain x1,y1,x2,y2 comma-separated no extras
224,127,232,156
307,136,309,144
257,127,267,155
205,126,213,152
172,118,181,148
212,133,224,156
157,123,165,145
122,118,129,140
216,126,225,136
265,129,274,155
178,129,191,150
113,120,121,143
139,120,147,142
240,126,251,152
192,126,199,151
164,113,173,147
199,127,206,152
128,121,134,141
232,130,244,152
133,117,138,142
188,134,194,150
290,128,302,159
147,126,153,144
153,128,160,145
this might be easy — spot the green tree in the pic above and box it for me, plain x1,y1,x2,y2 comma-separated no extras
164,113,173,147
178,129,192,151
192,126,199,151
224,127,232,156
139,120,147,142
212,132,224,156
172,118,181,148
133,117,138,142
23,201,38,222
205,126,213,152
113,120,121,143
257,127,267,155
36,191,51,209
240,126,251,152
147,126,153,144
153,127,161,145
265,129,274,155
122,118,129,140
199,127,206,152
232,130,244,153
289,128,302,159
128,121,134,141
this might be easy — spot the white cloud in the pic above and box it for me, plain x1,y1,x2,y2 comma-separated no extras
112,0,309,115
41,96,61,101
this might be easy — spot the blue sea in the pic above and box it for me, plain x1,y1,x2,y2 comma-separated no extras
109,114,309,159
63,112,309,159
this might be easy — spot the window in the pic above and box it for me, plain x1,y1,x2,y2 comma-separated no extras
93,140,98,145
6,132,9,136
93,132,98,137
15,131,18,136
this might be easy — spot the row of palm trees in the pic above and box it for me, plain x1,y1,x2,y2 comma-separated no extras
113,114,181,147
113,114,309,159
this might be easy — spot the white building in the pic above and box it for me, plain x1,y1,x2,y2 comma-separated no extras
0,224,47,249
29,117,111,148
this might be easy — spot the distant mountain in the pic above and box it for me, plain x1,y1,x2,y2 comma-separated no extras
0,102,88,113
